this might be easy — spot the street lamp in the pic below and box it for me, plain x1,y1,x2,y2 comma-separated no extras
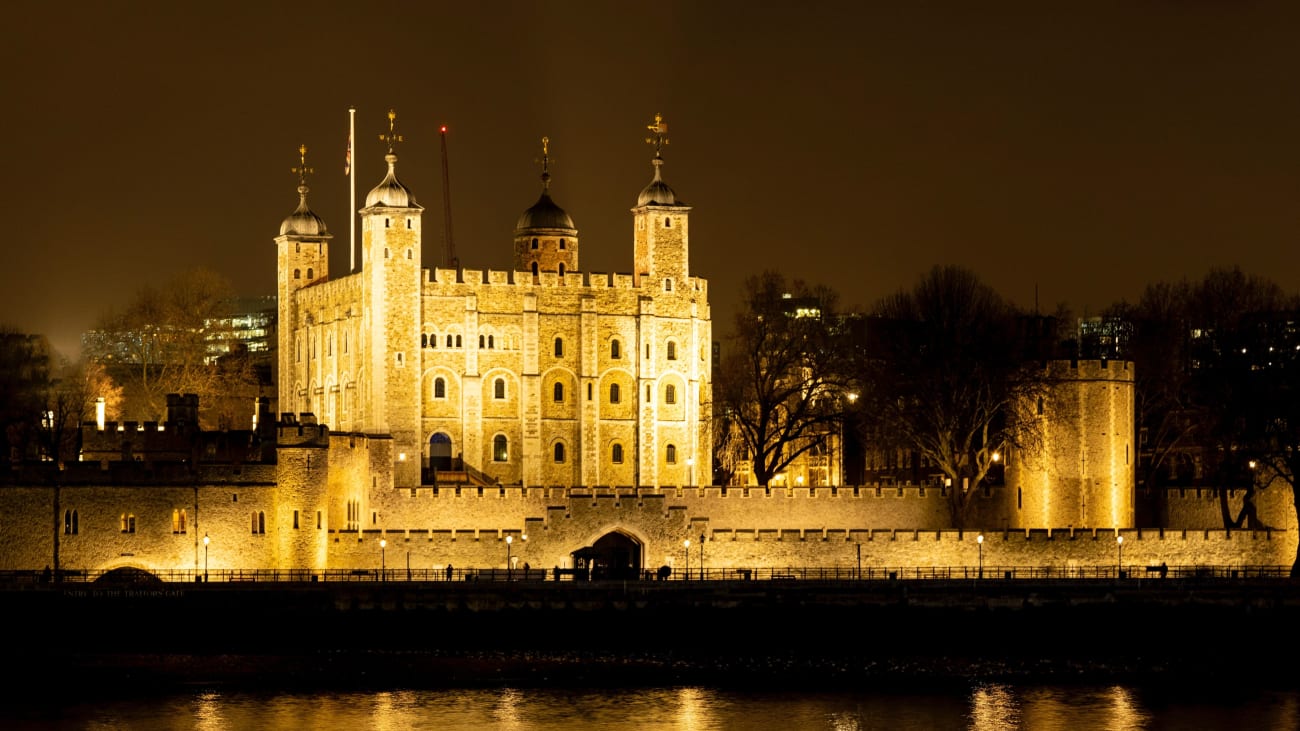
1116,534,1124,578
684,539,690,581
380,538,387,581
506,535,513,580
203,533,209,583
977,534,984,579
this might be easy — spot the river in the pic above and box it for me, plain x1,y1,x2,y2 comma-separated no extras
3,683,1297,730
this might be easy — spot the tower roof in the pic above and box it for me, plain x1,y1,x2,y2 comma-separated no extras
365,109,420,209
280,144,329,236
365,153,419,209
516,136,576,232
636,113,684,207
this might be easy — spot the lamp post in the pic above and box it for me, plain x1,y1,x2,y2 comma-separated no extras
506,535,513,580
683,539,690,581
699,533,705,581
977,534,984,579
1116,534,1124,578
203,533,209,583
380,538,387,581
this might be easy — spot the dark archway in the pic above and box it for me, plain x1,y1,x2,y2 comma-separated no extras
572,531,642,580
429,432,453,471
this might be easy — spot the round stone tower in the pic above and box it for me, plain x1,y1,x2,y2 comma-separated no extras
1007,359,1136,530
513,137,578,277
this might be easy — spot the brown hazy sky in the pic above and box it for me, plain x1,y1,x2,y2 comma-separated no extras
4,1,1300,359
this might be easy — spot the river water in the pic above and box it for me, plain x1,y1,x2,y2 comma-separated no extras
3,683,1297,730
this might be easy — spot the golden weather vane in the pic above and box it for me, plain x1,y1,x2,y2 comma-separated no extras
378,109,404,153
291,144,314,184
536,136,552,179
645,113,669,156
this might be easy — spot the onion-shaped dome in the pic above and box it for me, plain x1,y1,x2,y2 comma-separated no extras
516,187,575,231
637,159,682,206
365,153,419,208
280,184,329,236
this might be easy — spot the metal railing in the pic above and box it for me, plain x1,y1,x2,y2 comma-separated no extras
2,564,1292,585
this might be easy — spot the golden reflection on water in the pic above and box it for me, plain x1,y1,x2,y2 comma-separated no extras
193,691,225,731
969,683,1021,730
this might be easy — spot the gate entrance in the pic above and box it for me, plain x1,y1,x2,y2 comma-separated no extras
571,531,642,581
429,432,452,471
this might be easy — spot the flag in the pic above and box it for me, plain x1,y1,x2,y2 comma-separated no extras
345,132,352,176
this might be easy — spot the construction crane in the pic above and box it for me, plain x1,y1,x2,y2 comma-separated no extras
439,125,458,270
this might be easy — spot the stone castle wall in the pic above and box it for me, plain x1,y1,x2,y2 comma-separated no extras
3,465,1292,573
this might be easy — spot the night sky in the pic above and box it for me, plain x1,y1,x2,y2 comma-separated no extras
6,1,1300,359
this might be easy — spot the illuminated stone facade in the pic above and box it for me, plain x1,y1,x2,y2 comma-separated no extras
0,121,1293,578
276,128,710,491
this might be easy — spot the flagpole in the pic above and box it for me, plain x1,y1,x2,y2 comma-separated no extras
349,106,356,272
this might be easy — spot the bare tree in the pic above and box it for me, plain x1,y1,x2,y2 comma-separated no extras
715,271,852,486
0,328,53,462
41,360,123,464
90,267,242,426
862,265,1044,527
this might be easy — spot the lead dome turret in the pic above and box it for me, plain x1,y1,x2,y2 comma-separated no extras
280,183,329,236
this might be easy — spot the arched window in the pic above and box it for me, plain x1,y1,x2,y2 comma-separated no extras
488,335,495,349
447,334,453,347
421,334,428,348
434,377,446,399
455,335,462,348
667,341,677,360
64,509,78,535
666,444,677,464
665,384,676,404
307,267,314,279
553,382,564,402
610,383,621,403
532,262,539,276
555,337,564,357
554,442,566,463
664,217,672,228
429,333,437,348
293,268,301,280
252,511,265,534
479,335,485,349
531,237,539,250
494,378,506,399
611,339,621,359
559,238,567,250
664,278,672,292
493,435,509,462
612,443,624,464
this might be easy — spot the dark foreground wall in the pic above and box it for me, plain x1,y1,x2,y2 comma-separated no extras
5,578,1300,690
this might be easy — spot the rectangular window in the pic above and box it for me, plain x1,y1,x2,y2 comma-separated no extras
293,510,300,529
317,511,322,529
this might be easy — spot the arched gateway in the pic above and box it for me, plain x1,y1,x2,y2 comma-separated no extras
572,531,642,580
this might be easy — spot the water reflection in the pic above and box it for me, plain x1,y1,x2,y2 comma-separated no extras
5,684,1299,730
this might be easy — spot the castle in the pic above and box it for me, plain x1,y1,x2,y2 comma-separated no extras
0,114,1293,579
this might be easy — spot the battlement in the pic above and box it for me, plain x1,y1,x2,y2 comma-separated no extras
425,267,707,295
277,412,330,446
1036,358,1134,381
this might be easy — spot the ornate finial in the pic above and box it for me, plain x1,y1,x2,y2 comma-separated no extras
291,144,314,186
645,113,669,158
378,109,404,153
536,136,552,188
